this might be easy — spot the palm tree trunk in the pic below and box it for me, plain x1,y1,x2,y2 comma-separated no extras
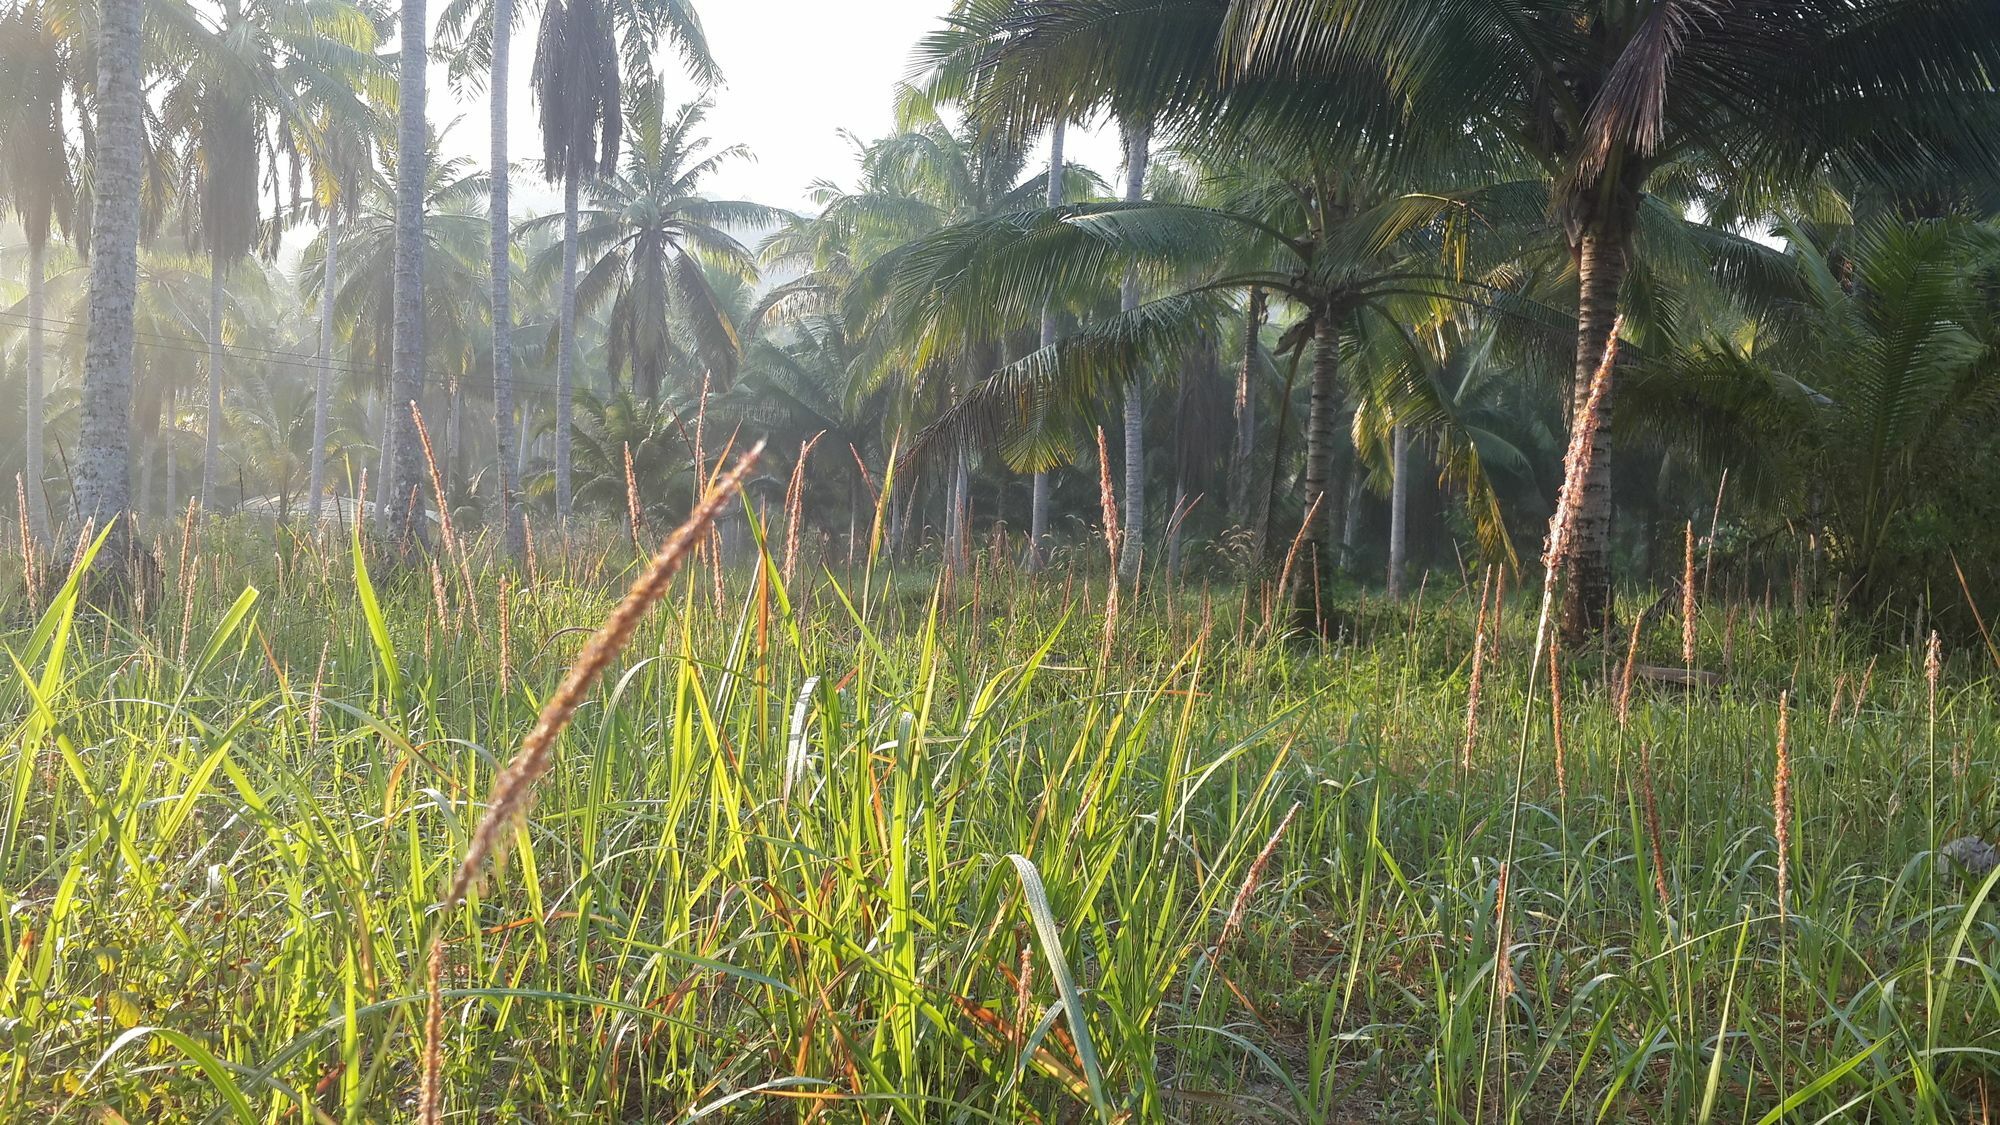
201,251,226,512
948,444,970,570
374,390,391,531
1388,423,1409,599
164,387,178,515
1339,471,1360,571
136,429,154,522
306,209,339,527
23,237,48,551
490,0,520,554
386,0,429,549
1558,231,1627,644
1117,118,1150,582
1228,286,1264,535
72,0,143,554
446,373,464,503
1027,119,1065,571
554,162,580,523
1299,315,1342,592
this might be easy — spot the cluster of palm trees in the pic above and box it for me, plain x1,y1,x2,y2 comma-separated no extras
4,0,2000,637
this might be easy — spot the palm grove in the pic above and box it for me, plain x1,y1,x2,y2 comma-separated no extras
4,0,2000,644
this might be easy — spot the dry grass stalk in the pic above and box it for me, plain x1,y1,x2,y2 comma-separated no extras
1722,604,1739,675
783,433,825,585
1682,522,1697,668
1638,742,1671,910
1773,691,1792,921
1494,861,1514,1000
623,441,643,555
497,575,512,695
1549,627,1569,803
16,474,38,612
411,402,478,612
1530,318,1621,677
308,639,330,747
176,499,200,667
355,468,370,552
65,518,94,582
1270,492,1326,636
1853,655,1876,719
1096,428,1121,657
1462,567,1495,771
1615,606,1645,728
523,517,540,588
417,441,763,1124
1215,801,1302,961
1014,941,1034,1051
429,557,450,637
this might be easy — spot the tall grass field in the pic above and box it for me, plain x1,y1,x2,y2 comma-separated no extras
0,517,1995,1122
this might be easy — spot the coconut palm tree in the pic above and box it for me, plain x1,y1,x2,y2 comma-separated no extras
0,0,75,553
385,0,430,546
305,144,491,518
523,93,775,405
71,0,146,555
301,119,376,527
531,0,716,523
153,0,384,515
864,148,1484,624
1220,0,2000,641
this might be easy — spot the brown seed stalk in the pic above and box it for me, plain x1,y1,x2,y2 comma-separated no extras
1549,627,1568,803
416,441,763,1123
1215,801,1302,962
1616,608,1645,728
1682,521,1697,669
1638,742,1671,911
1096,427,1121,656
623,441,643,556
1773,691,1792,921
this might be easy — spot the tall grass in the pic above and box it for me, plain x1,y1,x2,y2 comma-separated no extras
0,518,1996,1121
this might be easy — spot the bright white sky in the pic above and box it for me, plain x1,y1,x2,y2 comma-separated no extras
432,0,1126,218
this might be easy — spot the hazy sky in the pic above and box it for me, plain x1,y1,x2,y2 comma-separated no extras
433,0,1127,217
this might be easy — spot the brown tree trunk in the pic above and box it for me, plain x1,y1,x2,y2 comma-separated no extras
1229,287,1264,534
1293,314,1342,627
73,0,144,562
1558,231,1627,645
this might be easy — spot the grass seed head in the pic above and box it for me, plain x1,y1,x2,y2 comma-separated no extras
418,441,764,1123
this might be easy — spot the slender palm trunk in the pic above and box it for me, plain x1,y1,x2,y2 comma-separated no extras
374,389,391,531
1559,230,1627,644
1340,471,1360,571
554,163,579,523
201,252,226,512
386,0,429,549
1296,315,1341,610
446,374,463,501
23,238,48,550
1388,423,1409,598
136,428,154,520
948,445,970,570
1117,118,1150,582
1027,119,1065,570
306,209,339,527
490,0,521,554
72,0,143,553
1228,286,1263,534
163,387,178,514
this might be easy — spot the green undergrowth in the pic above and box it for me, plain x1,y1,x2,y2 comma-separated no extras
0,521,1995,1122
